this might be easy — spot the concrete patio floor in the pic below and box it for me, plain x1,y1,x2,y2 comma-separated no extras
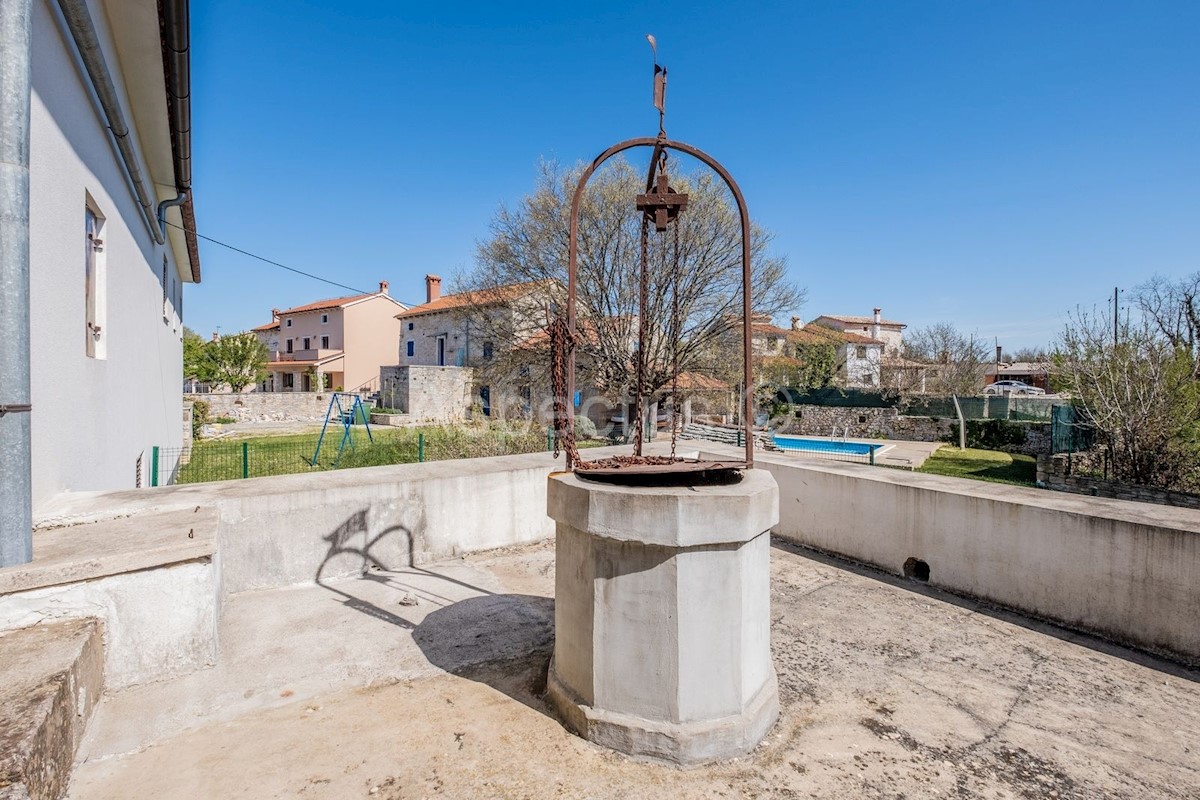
68,540,1199,799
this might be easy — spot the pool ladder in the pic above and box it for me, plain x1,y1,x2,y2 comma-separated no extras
830,425,848,442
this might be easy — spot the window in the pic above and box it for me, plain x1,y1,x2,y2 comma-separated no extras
286,339,294,354
856,345,867,358
437,337,446,366
283,373,294,389
407,322,414,331
303,337,311,350
483,341,494,360
320,336,329,349
406,340,414,358
321,314,328,324
286,319,292,327
84,203,106,358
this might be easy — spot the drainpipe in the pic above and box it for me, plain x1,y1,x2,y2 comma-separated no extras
157,190,188,237
0,0,33,566
56,0,164,244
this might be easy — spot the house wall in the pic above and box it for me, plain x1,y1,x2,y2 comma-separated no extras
342,296,403,392
401,310,471,367
278,308,342,358
841,343,882,387
27,0,187,510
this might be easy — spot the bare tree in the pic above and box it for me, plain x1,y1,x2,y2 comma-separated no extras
1132,272,1200,379
1055,306,1200,490
459,157,804,408
902,323,990,395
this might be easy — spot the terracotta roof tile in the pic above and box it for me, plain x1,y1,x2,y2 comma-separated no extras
279,293,375,316
396,280,549,319
815,314,906,328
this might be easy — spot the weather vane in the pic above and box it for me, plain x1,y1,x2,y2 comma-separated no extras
647,34,666,136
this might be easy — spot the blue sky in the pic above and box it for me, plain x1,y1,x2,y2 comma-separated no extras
187,0,1200,351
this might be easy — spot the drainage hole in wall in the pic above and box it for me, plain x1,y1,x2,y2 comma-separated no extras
902,557,930,582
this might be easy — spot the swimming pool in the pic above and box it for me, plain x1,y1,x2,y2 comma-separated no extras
771,435,887,459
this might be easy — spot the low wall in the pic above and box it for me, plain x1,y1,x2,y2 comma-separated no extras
188,392,332,423
1038,453,1200,510
710,449,1200,663
379,365,473,422
35,446,662,596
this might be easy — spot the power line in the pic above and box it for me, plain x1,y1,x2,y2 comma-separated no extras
164,219,369,295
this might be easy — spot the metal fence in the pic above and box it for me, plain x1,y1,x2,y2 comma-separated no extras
1050,405,1095,455
899,395,1057,421
152,427,559,486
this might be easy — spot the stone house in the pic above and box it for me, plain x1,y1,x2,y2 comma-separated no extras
752,319,885,388
250,282,407,393
811,308,906,356
8,0,201,516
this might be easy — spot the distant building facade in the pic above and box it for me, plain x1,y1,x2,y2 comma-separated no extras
250,282,407,393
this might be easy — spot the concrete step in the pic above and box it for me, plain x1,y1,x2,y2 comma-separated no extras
0,619,103,800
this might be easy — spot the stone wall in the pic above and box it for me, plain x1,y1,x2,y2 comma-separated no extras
187,392,333,423
1037,453,1200,510
777,405,1050,455
380,365,473,423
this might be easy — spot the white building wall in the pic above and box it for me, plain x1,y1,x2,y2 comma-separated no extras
27,0,186,509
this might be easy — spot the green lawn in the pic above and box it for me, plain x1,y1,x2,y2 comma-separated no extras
917,447,1037,486
169,424,607,485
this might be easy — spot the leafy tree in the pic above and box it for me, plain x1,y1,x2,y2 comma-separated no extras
1055,306,1200,491
183,327,211,383
902,323,990,395
1006,347,1049,363
204,333,269,393
461,158,804,408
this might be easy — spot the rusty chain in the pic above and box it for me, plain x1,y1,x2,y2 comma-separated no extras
549,313,579,466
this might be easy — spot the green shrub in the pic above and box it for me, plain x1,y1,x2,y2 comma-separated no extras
191,399,210,438
943,419,1027,450
575,415,597,440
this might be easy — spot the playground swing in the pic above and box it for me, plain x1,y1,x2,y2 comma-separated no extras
311,392,373,467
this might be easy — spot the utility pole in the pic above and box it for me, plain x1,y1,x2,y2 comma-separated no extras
1112,286,1119,345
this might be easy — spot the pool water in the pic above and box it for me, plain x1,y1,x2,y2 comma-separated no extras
771,435,882,456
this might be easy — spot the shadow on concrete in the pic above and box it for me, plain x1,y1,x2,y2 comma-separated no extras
413,594,556,715
314,509,498,632
771,537,1200,684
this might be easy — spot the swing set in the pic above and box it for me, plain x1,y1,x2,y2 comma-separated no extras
311,392,373,467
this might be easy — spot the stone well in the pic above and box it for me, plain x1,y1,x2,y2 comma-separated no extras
545,468,780,764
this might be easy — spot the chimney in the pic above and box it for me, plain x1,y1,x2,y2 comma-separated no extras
996,344,1003,365
271,308,279,320
211,331,219,342
790,316,801,331
379,280,389,295
871,307,881,342
425,274,442,303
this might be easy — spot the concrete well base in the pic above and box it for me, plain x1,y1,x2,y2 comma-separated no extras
546,469,780,765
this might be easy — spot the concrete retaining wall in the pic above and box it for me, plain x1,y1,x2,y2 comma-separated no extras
714,450,1200,663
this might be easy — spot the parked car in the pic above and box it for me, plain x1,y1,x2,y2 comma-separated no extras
985,380,1046,396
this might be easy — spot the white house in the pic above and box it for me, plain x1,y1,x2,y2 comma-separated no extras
811,308,906,356
1,0,200,552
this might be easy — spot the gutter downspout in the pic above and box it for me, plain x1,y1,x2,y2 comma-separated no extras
57,0,165,245
157,189,188,237
0,0,34,566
